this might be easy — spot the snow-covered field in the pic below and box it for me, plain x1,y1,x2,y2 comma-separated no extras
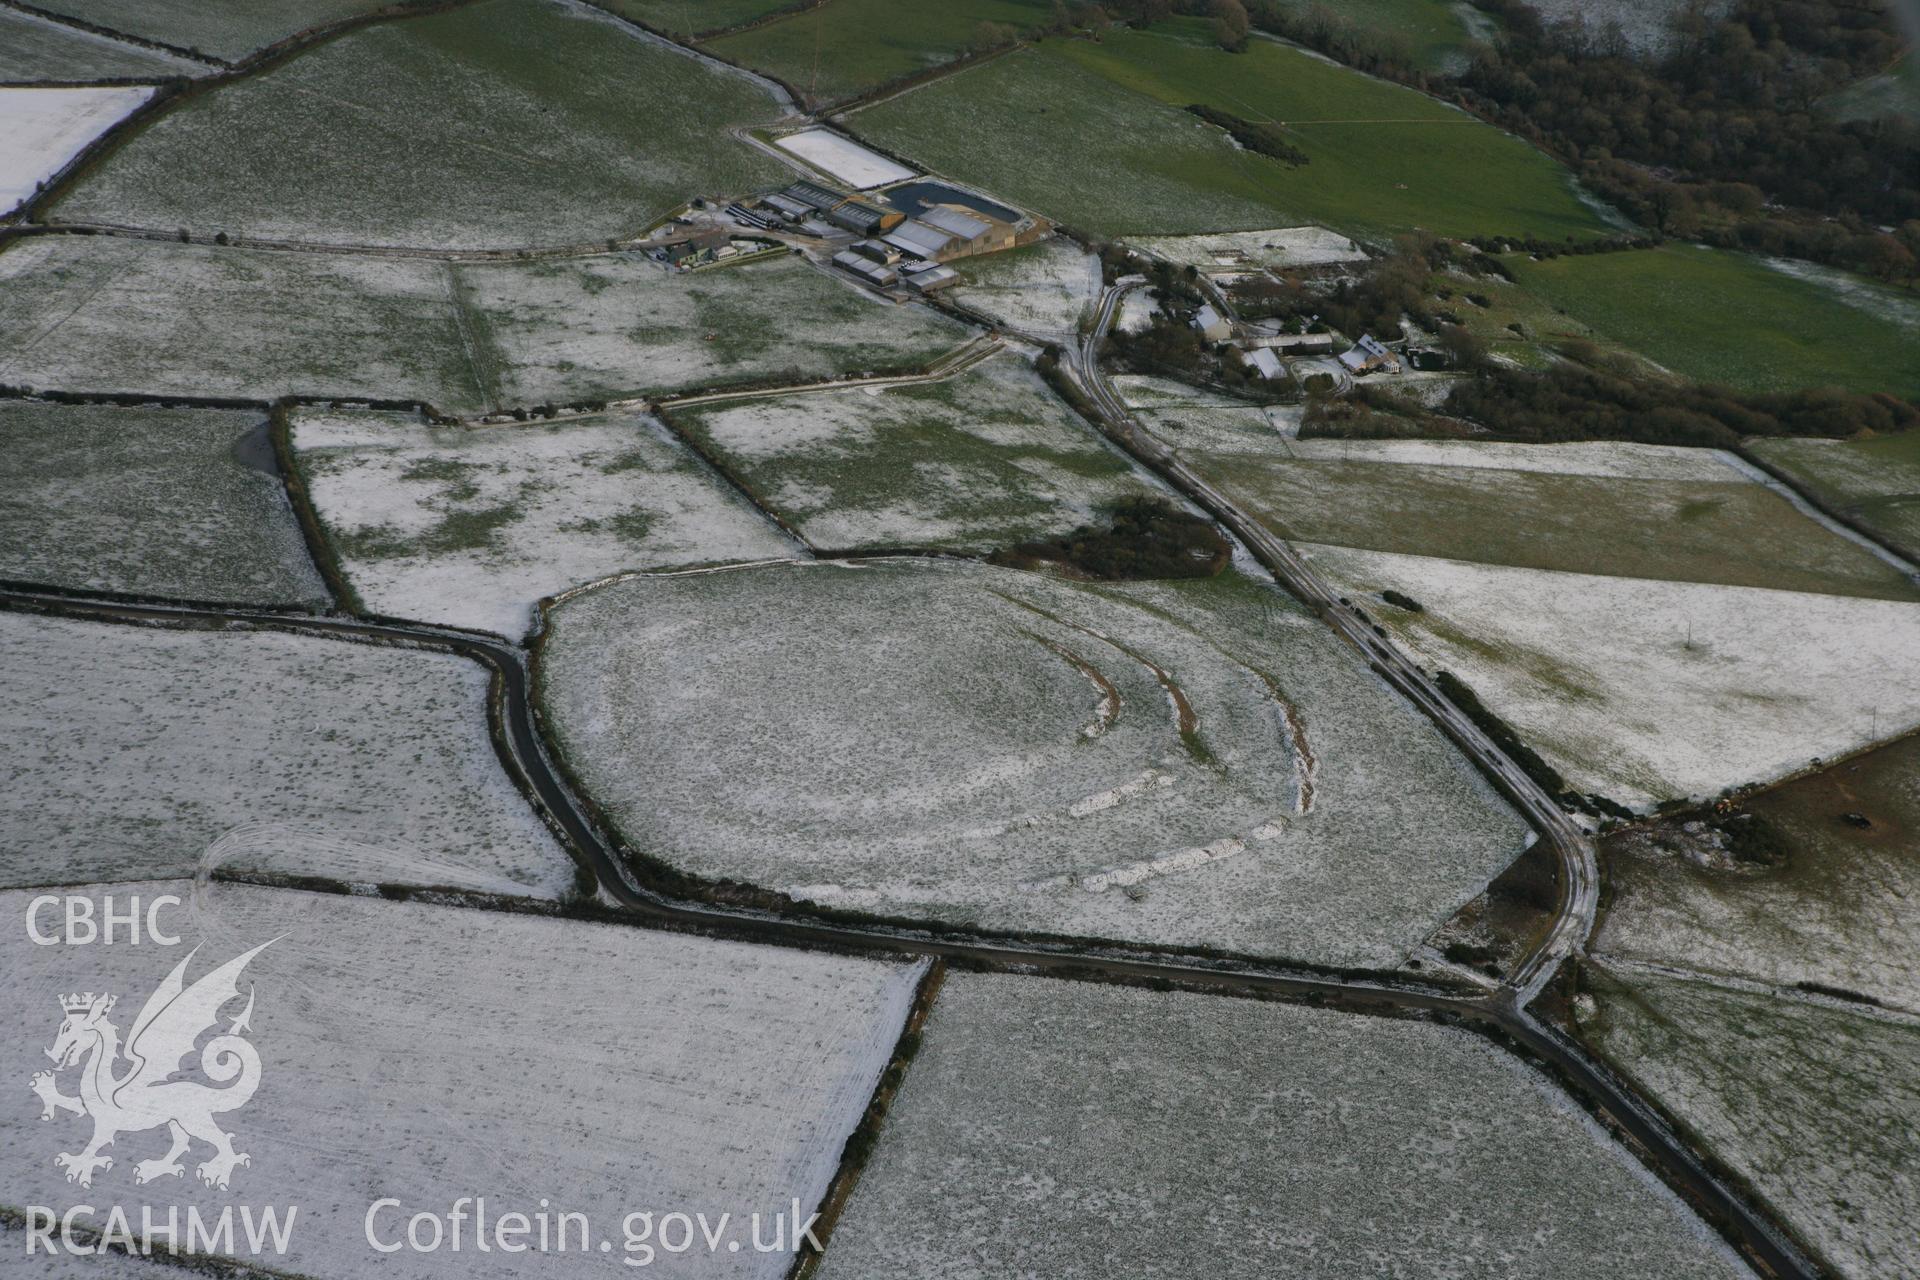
0,235,484,412
0,612,570,894
0,85,149,213
773,128,913,188
948,239,1100,340
2,880,926,1278
0,237,963,415
1580,965,1917,1280
1,400,328,607
0,9,204,82
1299,544,1920,806
1597,829,1920,1015
49,0,788,249
1115,377,1302,454
819,974,1750,1280
293,408,795,637
1280,437,1746,480
458,252,969,408
669,356,1163,553
24,0,394,62
538,559,1527,968
1122,225,1368,272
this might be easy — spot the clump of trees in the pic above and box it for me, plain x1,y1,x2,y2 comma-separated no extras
1455,0,1920,277
992,498,1231,579
1185,103,1309,165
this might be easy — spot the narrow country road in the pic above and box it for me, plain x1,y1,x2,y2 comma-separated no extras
0,580,1821,1280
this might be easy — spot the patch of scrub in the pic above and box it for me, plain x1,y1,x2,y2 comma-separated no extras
0,85,150,213
819,973,1750,1280
0,611,569,895
668,355,1162,553
1,879,926,1280
948,238,1102,340
293,407,796,637
0,235,485,412
1298,544,1920,808
0,400,327,607
456,251,969,407
51,0,788,250
0,10,204,82
537,559,1527,968
1525,0,1729,56
1579,964,1918,1280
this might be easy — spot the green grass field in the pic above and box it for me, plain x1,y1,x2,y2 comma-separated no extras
1750,431,1920,560
1511,247,1920,399
853,23,1608,241
52,0,788,250
1267,0,1497,72
592,0,798,38
706,0,1051,105
1188,454,1920,600
1054,22,1608,241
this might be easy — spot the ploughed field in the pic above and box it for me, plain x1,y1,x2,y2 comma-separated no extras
536,558,1528,969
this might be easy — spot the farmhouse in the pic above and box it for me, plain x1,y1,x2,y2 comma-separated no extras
1244,347,1285,380
1252,332,1337,355
1192,305,1232,344
1339,334,1401,375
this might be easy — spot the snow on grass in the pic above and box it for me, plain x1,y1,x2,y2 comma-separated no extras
0,9,204,82
773,128,914,188
538,559,1526,968
0,400,327,607
1298,544,1920,807
1280,437,1744,481
1749,433,1920,562
0,235,483,412
668,355,1162,553
457,251,970,409
0,611,570,894
819,973,1750,1280
1122,225,1368,272
0,85,149,213
1760,255,1920,333
293,407,797,638
947,238,1100,340
50,0,789,250
1523,0,1725,55
1199,449,1920,599
24,0,395,62
1,879,927,1278
1579,964,1918,1280
1594,729,1920,1014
